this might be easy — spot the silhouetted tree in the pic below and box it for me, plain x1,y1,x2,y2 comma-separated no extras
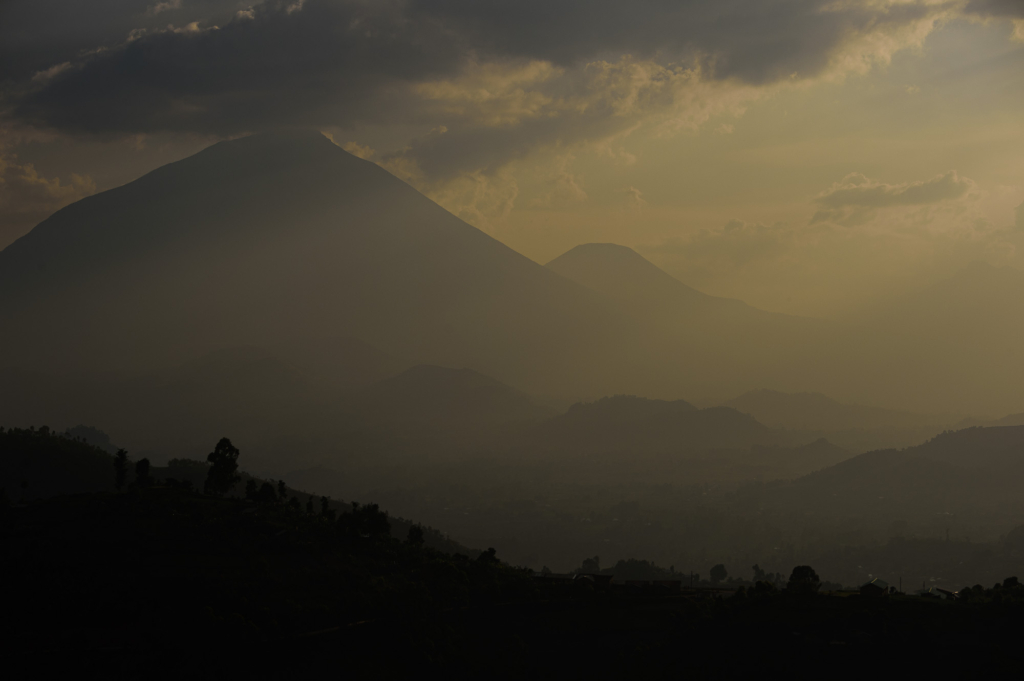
114,449,128,491
406,524,425,547
342,502,388,539
320,496,335,521
580,556,600,573
245,479,258,500
288,496,301,512
787,565,821,595
257,482,277,505
277,480,287,501
134,458,151,487
710,564,728,584
204,438,241,496
752,564,766,582
478,547,498,564
306,495,314,514
1004,576,1019,589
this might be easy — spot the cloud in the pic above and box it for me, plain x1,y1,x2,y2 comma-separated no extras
966,0,1024,14
427,169,520,230
31,61,72,83
621,186,647,212
148,0,181,15
341,141,375,160
965,0,1024,40
10,1,960,140
814,170,974,211
0,1,1003,229
0,150,96,248
809,171,986,229
529,155,587,208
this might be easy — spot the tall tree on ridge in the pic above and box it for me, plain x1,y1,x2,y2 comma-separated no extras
114,449,128,491
204,438,241,497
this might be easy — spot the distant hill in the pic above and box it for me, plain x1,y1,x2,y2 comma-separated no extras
352,364,556,430
546,243,754,318
762,425,1024,528
723,389,940,431
910,426,1024,469
528,395,786,455
544,243,854,403
957,413,1024,429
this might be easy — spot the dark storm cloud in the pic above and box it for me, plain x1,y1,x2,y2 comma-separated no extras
409,0,935,83
965,0,1024,19
0,1,242,82
12,1,465,135
9,0,949,137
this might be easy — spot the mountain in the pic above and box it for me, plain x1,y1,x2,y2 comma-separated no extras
910,426,1024,469
352,364,556,430
528,395,786,455
0,130,623,397
546,243,756,318
763,425,1024,528
959,413,1024,429
543,242,853,402
723,389,941,431
4,130,1020,448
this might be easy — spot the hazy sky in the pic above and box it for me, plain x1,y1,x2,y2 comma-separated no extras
1,0,1022,317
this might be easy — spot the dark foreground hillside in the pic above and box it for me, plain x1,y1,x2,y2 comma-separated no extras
4,487,1024,678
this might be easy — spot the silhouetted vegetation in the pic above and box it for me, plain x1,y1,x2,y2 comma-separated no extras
204,437,240,496
787,565,822,595
113,448,127,491
7,422,1024,674
134,457,151,487
4,484,1024,676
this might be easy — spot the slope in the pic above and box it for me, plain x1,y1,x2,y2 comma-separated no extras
723,389,943,431
352,364,555,430
528,395,783,455
544,243,853,402
0,130,624,397
546,243,759,320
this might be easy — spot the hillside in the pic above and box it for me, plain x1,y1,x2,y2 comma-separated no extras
527,395,784,455
544,243,856,403
720,388,954,451
761,425,1024,529
352,364,555,430
0,425,464,552
0,130,622,397
723,389,938,431
546,243,752,317
8,488,1024,677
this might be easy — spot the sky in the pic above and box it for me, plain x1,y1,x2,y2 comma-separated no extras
1,0,1022,318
